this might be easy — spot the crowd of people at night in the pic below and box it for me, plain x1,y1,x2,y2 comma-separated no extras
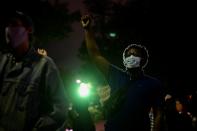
0,11,196,131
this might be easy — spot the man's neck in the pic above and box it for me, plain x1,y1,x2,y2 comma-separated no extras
127,67,144,79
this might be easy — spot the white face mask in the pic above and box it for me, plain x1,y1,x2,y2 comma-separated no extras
5,27,28,48
123,55,141,69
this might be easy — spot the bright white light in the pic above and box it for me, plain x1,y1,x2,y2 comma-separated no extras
76,79,81,84
109,32,116,37
78,83,91,97
66,129,73,131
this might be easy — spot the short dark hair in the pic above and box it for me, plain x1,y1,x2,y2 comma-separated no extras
123,44,149,68
6,11,34,29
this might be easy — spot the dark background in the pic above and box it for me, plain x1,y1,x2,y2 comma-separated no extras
0,0,195,95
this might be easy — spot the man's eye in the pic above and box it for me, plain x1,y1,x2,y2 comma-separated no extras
127,53,135,56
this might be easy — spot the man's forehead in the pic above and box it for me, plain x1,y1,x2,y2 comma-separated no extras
126,48,139,54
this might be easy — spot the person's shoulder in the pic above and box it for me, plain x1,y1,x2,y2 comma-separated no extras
37,55,61,73
39,55,56,66
109,64,126,73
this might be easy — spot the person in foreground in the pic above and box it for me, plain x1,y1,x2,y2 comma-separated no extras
0,11,68,131
81,15,164,131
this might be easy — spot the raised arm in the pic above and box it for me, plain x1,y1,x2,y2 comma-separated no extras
81,15,110,78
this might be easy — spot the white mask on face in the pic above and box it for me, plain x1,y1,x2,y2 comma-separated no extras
5,27,28,48
123,55,141,69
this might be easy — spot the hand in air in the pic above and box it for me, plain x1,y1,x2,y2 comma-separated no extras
81,15,92,29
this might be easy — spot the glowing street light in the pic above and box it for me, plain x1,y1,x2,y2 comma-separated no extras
109,32,117,38
76,79,81,84
76,81,92,97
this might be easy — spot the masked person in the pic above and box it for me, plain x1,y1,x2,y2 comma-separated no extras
81,15,164,131
0,11,68,131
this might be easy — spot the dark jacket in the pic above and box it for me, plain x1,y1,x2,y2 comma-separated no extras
0,47,68,131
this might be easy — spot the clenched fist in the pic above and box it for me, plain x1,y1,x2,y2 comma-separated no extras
81,15,92,30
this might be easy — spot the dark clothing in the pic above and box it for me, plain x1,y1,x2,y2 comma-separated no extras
0,47,68,131
72,109,96,131
165,99,194,131
104,65,163,131
167,112,193,131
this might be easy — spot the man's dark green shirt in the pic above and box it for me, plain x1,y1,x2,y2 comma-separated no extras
0,48,68,131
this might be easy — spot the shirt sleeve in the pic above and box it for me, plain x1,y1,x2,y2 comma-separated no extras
47,58,69,120
34,57,69,130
